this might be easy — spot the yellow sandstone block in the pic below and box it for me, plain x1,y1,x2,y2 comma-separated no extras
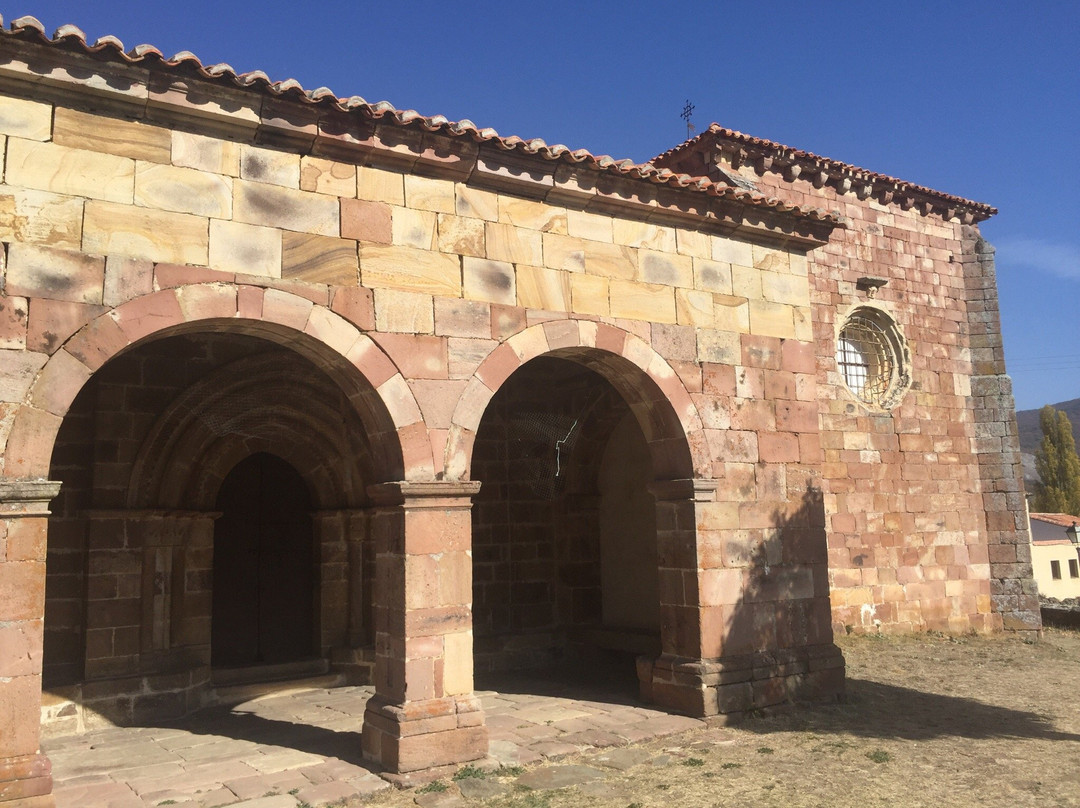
54,107,171,163
570,273,609,316
676,288,714,327
498,195,567,233
233,180,339,236
542,233,585,272
789,251,809,277
676,228,712,259
638,249,693,288
760,270,810,307
83,201,208,266
392,207,437,250
752,243,790,272
566,209,612,242
405,175,456,214
361,243,462,297
713,294,750,333
485,222,542,265
134,162,232,218
172,130,239,176
240,144,300,188
0,95,52,141
374,287,434,333
455,184,499,221
209,219,281,277
793,305,814,342
442,631,473,697
748,300,796,339
437,214,485,257
7,138,134,204
358,165,404,205
517,264,571,312
612,219,675,252
282,232,359,285
692,258,732,295
712,235,753,266
583,240,636,280
609,279,676,324
731,263,762,299
463,257,515,305
300,156,356,196
0,189,83,250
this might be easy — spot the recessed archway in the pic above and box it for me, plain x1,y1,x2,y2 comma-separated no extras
39,309,405,727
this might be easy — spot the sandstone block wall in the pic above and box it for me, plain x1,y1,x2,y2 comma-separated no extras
656,131,1037,635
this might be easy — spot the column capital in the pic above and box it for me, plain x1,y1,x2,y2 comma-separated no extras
0,479,62,517
648,478,718,502
367,480,482,508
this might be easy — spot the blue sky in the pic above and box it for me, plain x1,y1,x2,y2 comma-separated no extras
18,2,1080,410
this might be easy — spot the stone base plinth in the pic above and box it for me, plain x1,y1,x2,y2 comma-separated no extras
638,643,845,718
361,694,488,773
0,753,54,807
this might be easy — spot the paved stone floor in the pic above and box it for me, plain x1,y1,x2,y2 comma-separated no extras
43,672,705,807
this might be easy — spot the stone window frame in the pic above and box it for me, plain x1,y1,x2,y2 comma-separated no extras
834,302,912,411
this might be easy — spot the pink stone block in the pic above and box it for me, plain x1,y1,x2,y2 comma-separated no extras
331,285,375,330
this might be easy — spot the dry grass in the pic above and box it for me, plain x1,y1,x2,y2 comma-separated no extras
374,628,1080,808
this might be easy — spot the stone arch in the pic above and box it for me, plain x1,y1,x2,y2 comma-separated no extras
6,284,431,481
445,319,709,481
127,352,375,511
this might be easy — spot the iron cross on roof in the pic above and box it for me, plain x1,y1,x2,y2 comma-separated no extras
681,100,696,139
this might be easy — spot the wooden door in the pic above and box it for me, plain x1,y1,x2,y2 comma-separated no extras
212,453,314,667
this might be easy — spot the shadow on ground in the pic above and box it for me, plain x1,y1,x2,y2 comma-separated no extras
737,676,1080,743
141,662,1080,777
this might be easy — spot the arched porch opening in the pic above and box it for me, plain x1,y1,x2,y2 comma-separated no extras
41,325,400,730
470,347,696,692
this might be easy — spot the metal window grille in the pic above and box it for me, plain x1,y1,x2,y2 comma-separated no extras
837,314,896,405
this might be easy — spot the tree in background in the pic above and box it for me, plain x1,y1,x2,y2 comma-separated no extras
1033,405,1080,515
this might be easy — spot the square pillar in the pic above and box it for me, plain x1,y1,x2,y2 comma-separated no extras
361,481,487,774
638,479,844,720
0,479,61,808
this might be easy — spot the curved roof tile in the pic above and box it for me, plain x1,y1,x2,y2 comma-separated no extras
0,17,842,223
654,123,995,219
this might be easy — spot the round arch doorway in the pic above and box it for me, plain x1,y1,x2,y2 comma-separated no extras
211,452,316,669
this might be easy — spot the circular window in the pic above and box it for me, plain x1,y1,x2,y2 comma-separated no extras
835,307,910,409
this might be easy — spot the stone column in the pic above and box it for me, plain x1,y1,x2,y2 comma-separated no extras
638,478,717,715
361,481,487,776
0,479,62,808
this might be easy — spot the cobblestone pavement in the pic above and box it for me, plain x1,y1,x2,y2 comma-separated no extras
44,673,705,807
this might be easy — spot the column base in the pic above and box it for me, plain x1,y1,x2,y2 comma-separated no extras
0,753,53,808
638,643,845,718
361,694,488,774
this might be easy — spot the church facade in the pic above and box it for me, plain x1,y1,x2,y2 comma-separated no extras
0,18,1035,805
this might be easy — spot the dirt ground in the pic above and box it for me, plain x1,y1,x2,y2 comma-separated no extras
373,629,1080,808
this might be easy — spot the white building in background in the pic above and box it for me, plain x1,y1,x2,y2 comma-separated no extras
1029,513,1080,601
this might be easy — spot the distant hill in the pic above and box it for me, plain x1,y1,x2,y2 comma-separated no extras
1016,398,1080,455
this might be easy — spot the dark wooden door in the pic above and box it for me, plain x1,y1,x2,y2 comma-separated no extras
212,453,314,667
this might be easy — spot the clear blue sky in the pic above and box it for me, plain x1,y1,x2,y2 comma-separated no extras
18,1,1080,410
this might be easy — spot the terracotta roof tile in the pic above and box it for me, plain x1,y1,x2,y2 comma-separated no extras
653,123,996,222
0,17,841,226
1031,513,1080,528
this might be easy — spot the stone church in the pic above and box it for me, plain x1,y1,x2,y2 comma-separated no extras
0,16,1036,806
